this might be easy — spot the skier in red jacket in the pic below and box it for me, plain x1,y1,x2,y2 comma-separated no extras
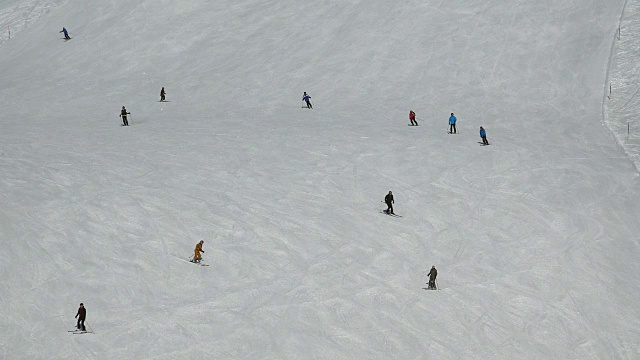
409,110,418,126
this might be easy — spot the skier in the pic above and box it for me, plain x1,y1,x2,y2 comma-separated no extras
449,113,457,134
427,265,438,289
409,110,418,126
119,106,130,126
302,92,312,109
160,87,166,102
384,191,394,215
193,240,205,263
480,126,489,145
60,27,71,40
75,303,86,331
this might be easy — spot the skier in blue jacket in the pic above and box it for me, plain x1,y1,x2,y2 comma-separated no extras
302,92,312,109
60,27,71,40
479,126,489,145
448,113,457,134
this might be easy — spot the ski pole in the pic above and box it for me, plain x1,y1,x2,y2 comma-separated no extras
86,322,93,333
435,278,440,290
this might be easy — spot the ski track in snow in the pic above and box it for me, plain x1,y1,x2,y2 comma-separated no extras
1,0,640,359
605,0,640,172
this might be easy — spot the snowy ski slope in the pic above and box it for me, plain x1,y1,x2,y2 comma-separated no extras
1,0,640,358
606,0,640,171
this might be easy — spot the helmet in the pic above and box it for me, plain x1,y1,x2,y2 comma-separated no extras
80,303,84,306
432,265,435,268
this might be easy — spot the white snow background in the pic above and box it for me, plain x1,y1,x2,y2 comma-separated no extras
1,0,640,359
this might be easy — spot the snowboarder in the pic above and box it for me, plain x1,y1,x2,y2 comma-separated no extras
409,110,418,126
160,87,166,102
480,126,489,145
427,265,438,289
449,113,457,134
384,191,394,215
75,303,86,331
193,240,204,263
60,27,71,40
302,92,312,109
119,106,130,126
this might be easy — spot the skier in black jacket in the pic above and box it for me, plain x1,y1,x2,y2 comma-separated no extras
75,303,86,331
120,106,130,126
427,266,438,289
384,191,394,215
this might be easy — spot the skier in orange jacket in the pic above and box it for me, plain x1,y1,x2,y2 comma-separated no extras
193,240,205,263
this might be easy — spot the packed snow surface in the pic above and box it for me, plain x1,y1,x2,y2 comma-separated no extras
1,0,640,359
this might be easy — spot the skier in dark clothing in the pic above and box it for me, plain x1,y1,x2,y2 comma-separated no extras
120,106,130,126
449,113,457,134
60,27,71,40
384,191,394,215
480,126,489,145
75,303,86,331
427,265,438,289
302,92,312,109
409,110,418,126
160,87,166,102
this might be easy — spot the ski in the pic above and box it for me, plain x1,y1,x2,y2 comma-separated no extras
178,257,207,266
478,142,490,146
380,211,402,217
187,259,209,266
